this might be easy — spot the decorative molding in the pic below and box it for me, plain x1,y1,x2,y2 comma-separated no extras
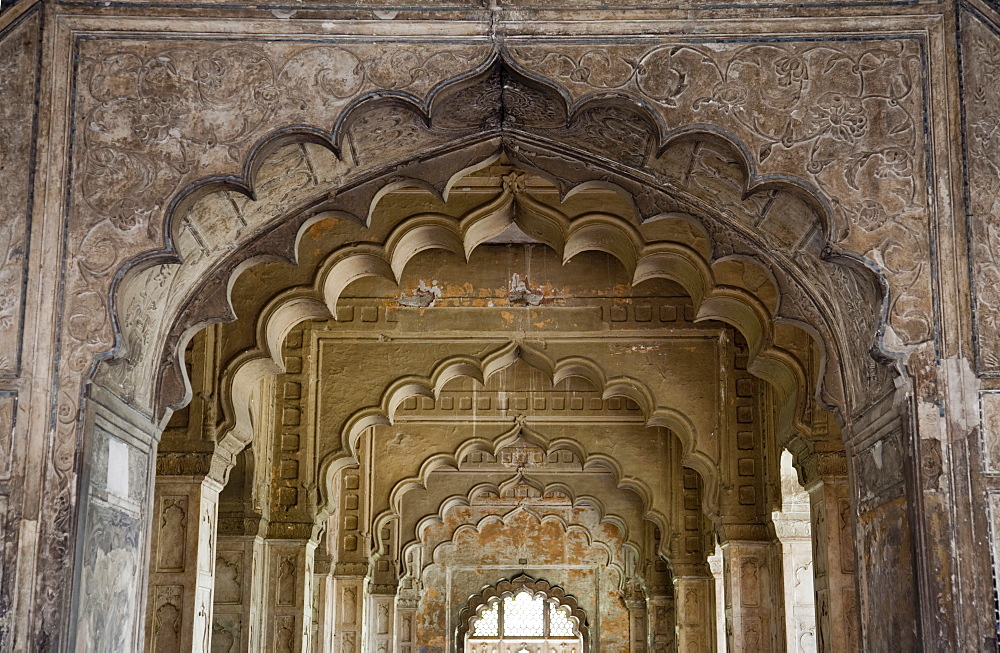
266,520,317,540
333,561,369,577
716,523,773,543
156,452,214,477
217,513,263,537
368,583,399,596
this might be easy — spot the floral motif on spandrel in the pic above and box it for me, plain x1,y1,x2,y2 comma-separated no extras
75,42,489,234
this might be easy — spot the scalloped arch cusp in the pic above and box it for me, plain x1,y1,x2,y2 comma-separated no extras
382,422,659,527
326,341,702,472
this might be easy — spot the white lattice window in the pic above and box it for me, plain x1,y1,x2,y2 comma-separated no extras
468,589,581,642
472,601,500,637
548,603,575,637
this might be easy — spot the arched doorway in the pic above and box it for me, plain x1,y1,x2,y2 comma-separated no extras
56,46,937,653
135,157,854,652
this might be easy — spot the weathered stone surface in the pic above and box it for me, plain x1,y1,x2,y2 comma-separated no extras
1,1,996,650
0,6,38,378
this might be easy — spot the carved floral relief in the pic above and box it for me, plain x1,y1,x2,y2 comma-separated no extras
961,8,1000,375
508,39,932,347
41,27,950,650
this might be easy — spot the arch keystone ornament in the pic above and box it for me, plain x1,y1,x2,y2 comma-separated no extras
2,8,989,651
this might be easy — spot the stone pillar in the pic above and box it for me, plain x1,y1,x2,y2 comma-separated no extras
395,589,419,653
719,531,784,653
707,545,727,653
312,543,334,653
368,585,397,653
213,527,266,652
72,383,161,652
333,565,367,653
805,471,857,653
672,564,716,653
773,516,815,652
647,590,675,653
263,532,317,653
624,579,649,653
774,450,817,653
145,461,222,653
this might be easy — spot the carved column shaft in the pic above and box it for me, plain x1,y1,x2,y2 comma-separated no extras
312,546,334,653
213,532,266,652
648,593,675,653
332,570,366,653
773,520,815,653
395,593,418,653
264,537,317,653
624,587,649,653
806,475,857,653
672,569,716,653
720,536,784,653
707,546,727,653
368,589,397,653
146,473,222,653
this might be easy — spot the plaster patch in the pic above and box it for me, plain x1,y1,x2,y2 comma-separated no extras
107,436,130,500
398,280,442,308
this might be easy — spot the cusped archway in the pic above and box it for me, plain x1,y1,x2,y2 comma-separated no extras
73,48,912,653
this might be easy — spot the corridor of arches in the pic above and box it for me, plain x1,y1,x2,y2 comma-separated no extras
145,159,855,652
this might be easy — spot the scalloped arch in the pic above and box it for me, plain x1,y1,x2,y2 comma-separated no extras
430,509,623,593
405,481,641,569
207,169,826,509
312,343,707,521
376,424,669,556
99,49,892,442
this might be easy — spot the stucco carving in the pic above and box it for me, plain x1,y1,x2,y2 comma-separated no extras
2,2,987,648
509,39,930,344
961,6,1000,376
80,49,893,429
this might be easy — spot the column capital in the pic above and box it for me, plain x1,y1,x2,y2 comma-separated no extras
218,511,264,537
154,450,236,490
368,583,399,596
334,561,369,577
798,450,849,489
717,522,772,543
266,520,319,541
671,562,713,579
155,450,213,477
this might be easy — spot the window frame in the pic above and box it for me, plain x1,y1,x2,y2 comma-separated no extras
459,575,588,653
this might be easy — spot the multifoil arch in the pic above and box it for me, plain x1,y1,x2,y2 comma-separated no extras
94,51,893,438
